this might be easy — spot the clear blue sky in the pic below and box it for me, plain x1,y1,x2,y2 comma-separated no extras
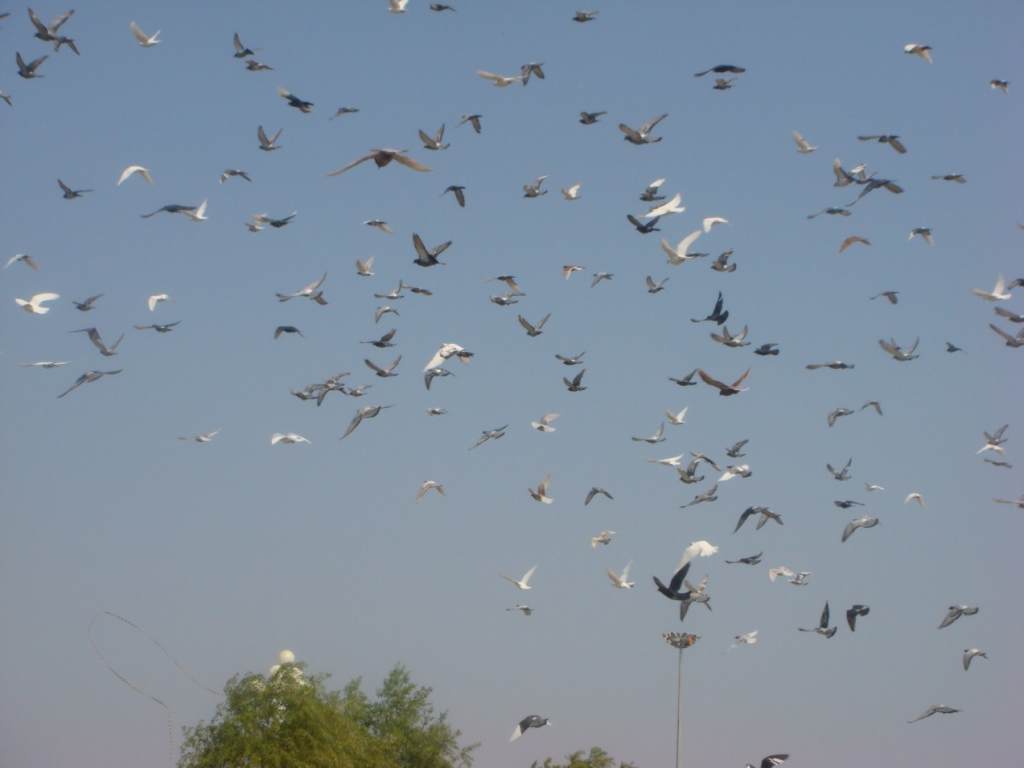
1,1,1022,767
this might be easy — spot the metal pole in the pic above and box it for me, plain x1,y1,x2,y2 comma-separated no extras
675,647,682,768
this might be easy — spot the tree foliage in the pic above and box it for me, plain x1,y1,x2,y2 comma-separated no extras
179,662,476,768
530,747,637,768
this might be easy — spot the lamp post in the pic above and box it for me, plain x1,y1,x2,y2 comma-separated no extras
662,632,699,768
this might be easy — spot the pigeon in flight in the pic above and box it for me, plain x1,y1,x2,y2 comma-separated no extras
938,605,979,629
16,292,60,315
416,481,445,501
418,124,449,151
857,134,907,154
412,234,452,267
694,64,746,77
734,506,783,533
531,413,559,433
619,113,668,145
799,602,837,638
908,705,959,724
691,291,728,324
725,552,763,565
607,562,634,589
878,337,920,361
16,52,48,79
470,425,507,450
725,439,749,458
70,327,124,357
129,20,160,47
573,10,599,22
870,291,899,304
745,756,788,768
753,343,779,356
563,369,587,392
828,408,854,427
584,487,613,506
58,369,123,399
827,458,853,481
528,475,554,504
270,433,310,446
590,530,615,547
277,87,313,113
963,648,988,670
518,313,551,337
792,131,817,154
341,404,392,440
842,516,880,543
5,253,39,270
178,430,221,444
458,114,483,133
579,110,606,124
118,165,154,186
903,43,933,63
631,423,666,444
442,185,466,207
477,69,524,87
627,214,662,234
697,368,750,397
510,715,550,741
502,566,538,591
806,361,855,371
669,369,699,387
328,149,430,176
276,273,327,304
846,605,870,631
58,179,92,199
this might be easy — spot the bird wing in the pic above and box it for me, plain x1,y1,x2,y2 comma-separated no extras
618,123,642,142
517,315,537,334
640,113,668,134
841,521,858,542
730,368,752,388
697,369,726,391
889,137,908,153
521,565,537,586
820,602,831,628
327,152,375,176
989,323,1016,342
129,21,150,43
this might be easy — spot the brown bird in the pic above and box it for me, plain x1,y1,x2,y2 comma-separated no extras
328,149,430,176
698,368,751,397
839,235,871,254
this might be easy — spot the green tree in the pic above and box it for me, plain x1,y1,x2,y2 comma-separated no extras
179,662,476,768
531,747,637,768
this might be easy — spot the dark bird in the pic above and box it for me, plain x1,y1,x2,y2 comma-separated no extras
579,110,606,124
668,369,699,387
698,368,750,396
945,341,965,353
619,113,668,145
725,439,749,458
870,291,899,304
799,602,837,638
694,64,745,77
520,62,545,85
278,87,313,113
232,32,255,58
861,400,883,416
563,369,587,392
429,3,457,11
16,51,48,79
807,207,852,219
826,458,853,481
734,506,783,533
908,705,960,724
691,291,729,325
848,177,904,206
58,179,92,199
510,715,550,741
364,355,401,378
418,123,449,150
572,10,598,22
458,114,483,133
245,59,272,71
754,343,780,356
412,233,452,267
72,294,103,311
806,361,854,370
58,369,123,399
626,214,661,234
584,487,613,506
27,8,78,54
725,552,763,565
555,351,585,366
846,605,870,631
931,173,966,183
134,321,182,333
361,329,397,348
274,326,304,339
331,106,359,119
442,185,466,207
834,500,864,509
746,756,789,768
857,134,907,153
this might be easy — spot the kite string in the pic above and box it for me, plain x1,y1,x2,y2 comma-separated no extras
87,611,222,768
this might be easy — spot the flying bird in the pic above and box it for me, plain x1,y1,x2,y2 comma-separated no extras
908,705,959,724
19,360,69,368
579,111,606,124
938,605,978,629
573,10,599,22
477,69,523,87
857,134,907,153
58,369,123,399
458,114,483,133
903,43,933,63
645,193,685,219
909,227,934,245
117,165,153,186
563,369,587,392
839,235,871,254
631,423,666,444
528,475,553,504
328,149,430,176
502,565,538,591
584,487,613,506
141,201,208,221
799,602,837,638
694,64,746,77
364,355,401,378
726,552,763,565
746,756,788,768
607,562,634,589
70,327,124,357
530,413,559,433
697,368,750,396
270,433,310,446
129,20,160,46
277,87,313,113
412,233,452,267
963,648,988,671
16,292,59,315
972,275,1011,302
5,253,38,270
416,481,445,500
509,715,550,741
646,275,669,293
58,179,92,199
627,214,662,234
879,337,920,361
690,291,728,324
442,185,466,207
276,273,327,304
16,52,48,79
469,425,507,450
418,124,449,150
734,506,782,533
341,404,392,440
846,605,870,631
619,114,668,145
827,458,853,481
518,313,551,337
258,125,283,151
792,131,817,154
178,430,221,444
842,516,880,542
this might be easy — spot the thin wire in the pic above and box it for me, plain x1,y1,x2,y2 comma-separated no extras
675,648,683,768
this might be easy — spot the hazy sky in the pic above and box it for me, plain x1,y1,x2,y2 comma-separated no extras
1,2,1022,767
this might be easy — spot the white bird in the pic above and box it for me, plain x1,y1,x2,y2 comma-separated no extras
356,257,375,277
561,183,582,200
963,648,988,670
416,480,445,500
501,565,537,590
388,0,409,12
660,229,704,266
258,125,283,151
702,216,729,233
185,200,208,221
15,292,59,315
733,630,759,645
147,293,170,312
649,453,685,468
270,433,310,445
971,275,1012,302
528,475,553,504
666,407,688,425
19,360,69,368
677,540,718,570
117,164,153,186
904,43,933,63
865,483,885,492
792,131,817,154
905,492,926,507
178,429,221,444
477,70,523,87
423,342,472,371
5,253,39,270
607,562,634,589
531,413,559,433
129,21,160,47
768,566,794,582
591,530,616,549
719,464,751,482
644,192,685,219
